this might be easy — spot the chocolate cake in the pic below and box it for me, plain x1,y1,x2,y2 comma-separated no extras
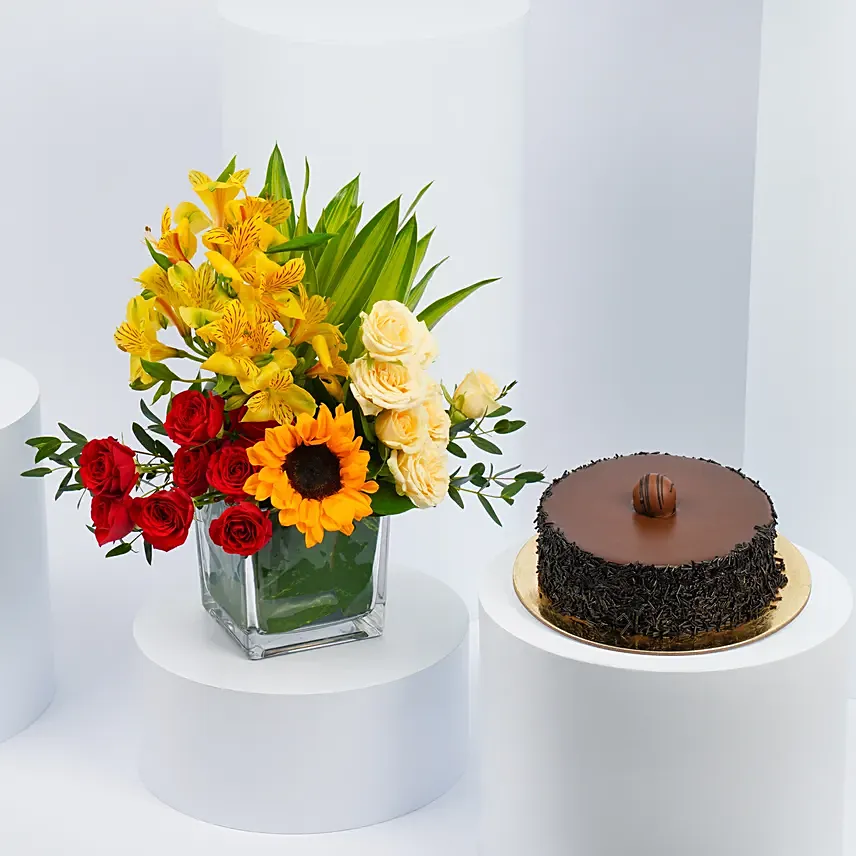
536,454,788,640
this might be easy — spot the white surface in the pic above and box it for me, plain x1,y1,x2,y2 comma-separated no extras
479,544,853,855
521,0,763,470
744,0,856,693
136,569,470,833
0,359,54,743
220,1,530,615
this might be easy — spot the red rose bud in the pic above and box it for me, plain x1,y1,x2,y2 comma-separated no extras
173,444,213,497
209,502,273,557
129,489,195,552
164,391,225,447
90,495,134,546
79,438,138,499
207,443,256,498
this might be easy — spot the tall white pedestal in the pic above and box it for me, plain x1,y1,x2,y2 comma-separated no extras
219,0,531,613
479,545,852,856
135,569,470,834
0,359,54,743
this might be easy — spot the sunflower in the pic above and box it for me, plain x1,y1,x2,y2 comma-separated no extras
243,404,378,547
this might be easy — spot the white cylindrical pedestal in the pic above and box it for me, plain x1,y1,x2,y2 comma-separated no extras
219,0,530,613
744,0,856,693
0,359,54,743
479,545,852,856
135,569,470,833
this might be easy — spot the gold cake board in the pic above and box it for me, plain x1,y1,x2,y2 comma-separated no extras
513,535,811,655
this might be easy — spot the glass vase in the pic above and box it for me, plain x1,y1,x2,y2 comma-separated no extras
196,503,389,659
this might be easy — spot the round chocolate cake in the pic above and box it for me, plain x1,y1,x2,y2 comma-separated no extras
536,454,788,640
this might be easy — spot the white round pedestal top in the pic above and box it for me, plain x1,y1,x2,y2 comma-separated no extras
481,543,852,672
219,0,530,43
135,568,469,694
0,358,39,431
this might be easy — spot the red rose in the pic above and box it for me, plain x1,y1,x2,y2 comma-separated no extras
79,438,138,499
129,489,195,552
90,495,134,546
207,443,256,498
173,444,212,497
226,407,277,446
209,502,273,557
164,391,225,447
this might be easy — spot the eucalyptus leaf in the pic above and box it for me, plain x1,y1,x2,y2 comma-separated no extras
478,494,502,526
34,439,62,462
501,480,526,500
488,405,512,418
140,360,179,382
448,485,465,509
55,470,73,501
447,441,466,459
152,380,172,404
105,542,133,558
132,423,159,456
140,400,163,426
26,436,59,449
471,435,502,455
449,418,474,438
516,471,546,484
144,540,153,566
417,277,499,331
58,423,87,445
21,467,52,478
495,419,526,434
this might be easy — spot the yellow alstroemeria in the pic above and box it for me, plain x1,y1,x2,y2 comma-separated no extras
307,351,349,402
154,206,198,265
114,296,179,385
189,168,249,228
168,262,228,329
238,256,306,324
135,263,190,338
226,195,292,229
288,285,344,370
240,368,316,425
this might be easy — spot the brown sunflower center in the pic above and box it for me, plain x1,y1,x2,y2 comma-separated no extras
283,444,342,500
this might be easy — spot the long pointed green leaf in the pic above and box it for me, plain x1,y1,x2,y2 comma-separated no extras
369,215,418,307
326,198,400,329
406,256,448,310
265,233,333,253
216,155,237,182
295,158,310,238
315,204,362,296
263,144,296,237
417,277,499,330
409,228,434,289
315,175,360,236
401,181,433,224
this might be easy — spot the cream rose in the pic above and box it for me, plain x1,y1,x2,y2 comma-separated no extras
376,406,430,454
349,356,431,416
360,300,425,364
454,370,501,419
414,320,438,367
388,443,450,509
423,390,451,446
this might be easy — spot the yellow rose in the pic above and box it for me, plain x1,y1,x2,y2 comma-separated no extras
360,299,425,364
388,443,450,509
454,370,501,419
424,390,451,445
349,356,431,416
376,406,430,454
414,320,438,367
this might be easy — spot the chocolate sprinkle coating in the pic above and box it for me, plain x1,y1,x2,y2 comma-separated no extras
536,454,788,640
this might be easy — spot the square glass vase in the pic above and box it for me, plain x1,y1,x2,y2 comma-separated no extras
196,503,389,659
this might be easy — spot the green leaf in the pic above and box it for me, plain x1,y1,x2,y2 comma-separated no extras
359,409,377,444
449,418,474,438
34,439,62,462
152,380,172,404
450,476,471,488
471,475,488,488
316,175,360,236
140,400,163,426
58,423,87,445
417,277,499,331
409,228,434,287
447,441,466,458
54,469,73,501
21,467,52,478
368,215,418,307
132,423,159,456
130,377,158,391
401,181,433,225
295,158,310,238
488,405,512,418
448,485,465,509
370,481,416,516
264,233,333,254
144,540,153,566
478,494,502,526
469,462,486,477
516,471,546,484
501,480,527,500
471,435,502,455
145,240,171,271
326,198,400,330
140,360,179,382
315,204,362,295
263,143,296,236
216,154,237,182
26,436,59,448
148,424,168,437
213,373,235,396
105,542,133,558
406,256,448,311
495,419,526,434
154,440,174,463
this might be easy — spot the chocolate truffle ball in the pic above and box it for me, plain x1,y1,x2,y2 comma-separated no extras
632,473,676,518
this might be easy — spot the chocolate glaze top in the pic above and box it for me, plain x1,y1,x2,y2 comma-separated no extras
541,454,774,566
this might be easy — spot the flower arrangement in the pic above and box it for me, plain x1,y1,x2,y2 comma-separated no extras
23,147,541,632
